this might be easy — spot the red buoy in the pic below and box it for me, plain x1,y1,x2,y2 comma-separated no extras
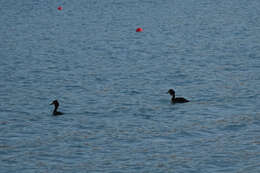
136,28,143,32
57,6,62,11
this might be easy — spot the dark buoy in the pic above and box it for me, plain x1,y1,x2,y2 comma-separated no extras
136,28,143,32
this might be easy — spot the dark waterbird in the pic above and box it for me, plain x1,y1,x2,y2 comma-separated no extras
50,100,63,115
167,89,189,103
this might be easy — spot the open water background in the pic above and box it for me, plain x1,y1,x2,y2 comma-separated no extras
0,0,260,172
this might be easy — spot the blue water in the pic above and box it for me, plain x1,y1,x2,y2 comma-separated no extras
1,0,260,172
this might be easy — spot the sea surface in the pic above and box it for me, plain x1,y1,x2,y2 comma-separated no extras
0,0,260,172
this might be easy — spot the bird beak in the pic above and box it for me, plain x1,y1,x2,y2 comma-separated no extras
50,102,54,105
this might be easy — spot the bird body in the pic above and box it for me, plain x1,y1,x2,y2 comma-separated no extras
167,89,189,104
50,100,63,115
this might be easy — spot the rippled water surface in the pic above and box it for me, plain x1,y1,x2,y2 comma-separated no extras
1,0,260,172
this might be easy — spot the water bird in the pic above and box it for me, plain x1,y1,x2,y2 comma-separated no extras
167,89,189,103
50,100,63,115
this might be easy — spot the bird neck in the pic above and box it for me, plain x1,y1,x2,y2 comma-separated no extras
172,93,175,100
54,105,59,112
